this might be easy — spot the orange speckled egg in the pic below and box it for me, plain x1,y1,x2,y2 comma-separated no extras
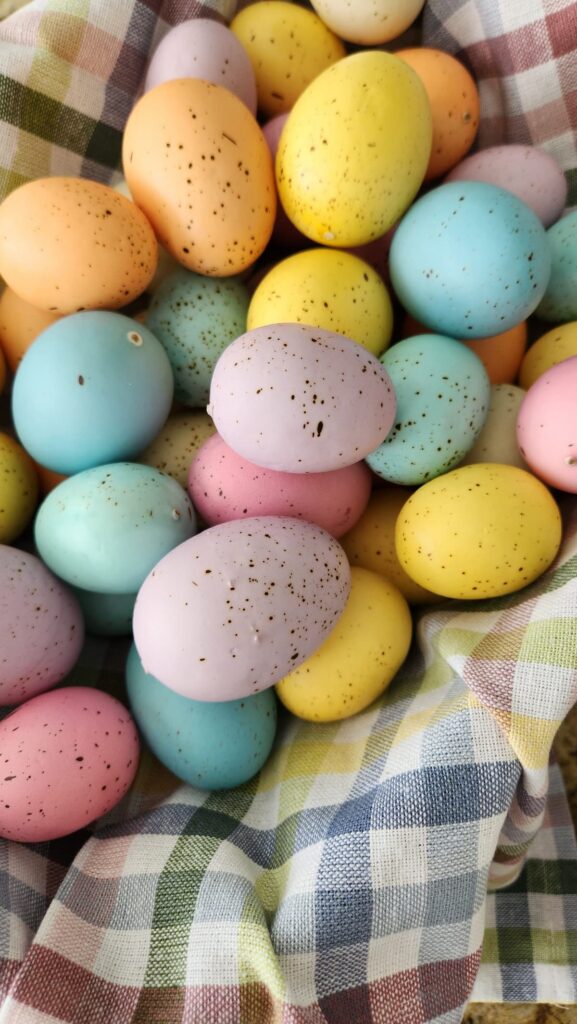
402,314,527,385
123,79,276,277
396,48,479,180
0,340,5,394
0,178,158,314
35,463,67,496
0,433,39,543
0,287,61,372
230,1,345,118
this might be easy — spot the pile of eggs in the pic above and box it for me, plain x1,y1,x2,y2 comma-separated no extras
0,0,576,842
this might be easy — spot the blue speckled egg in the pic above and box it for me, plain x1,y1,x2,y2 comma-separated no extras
71,587,136,636
389,182,551,338
145,270,249,407
125,644,277,790
366,334,490,485
12,312,174,475
34,463,195,593
537,210,577,322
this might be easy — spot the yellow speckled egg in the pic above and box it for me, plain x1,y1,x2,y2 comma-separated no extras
230,1,345,118
519,321,577,390
0,433,39,542
0,178,157,314
276,51,432,246
248,248,393,355
0,287,61,372
139,411,216,488
276,566,412,722
396,463,562,600
340,487,438,604
123,78,276,277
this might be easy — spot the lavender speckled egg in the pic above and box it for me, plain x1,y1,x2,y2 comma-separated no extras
208,323,396,472
536,210,577,322
0,546,84,706
0,686,139,842
133,516,351,701
389,181,551,338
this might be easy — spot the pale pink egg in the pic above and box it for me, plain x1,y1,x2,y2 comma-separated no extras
262,113,308,250
188,433,372,537
517,356,577,492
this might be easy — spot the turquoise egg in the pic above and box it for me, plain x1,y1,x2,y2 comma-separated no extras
145,270,249,407
12,312,174,475
366,334,490,485
72,587,136,636
34,463,195,593
537,210,577,322
389,182,551,338
125,644,277,790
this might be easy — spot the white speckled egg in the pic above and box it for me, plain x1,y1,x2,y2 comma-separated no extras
461,384,527,469
208,323,396,472
309,0,426,44
133,516,351,701
139,410,216,488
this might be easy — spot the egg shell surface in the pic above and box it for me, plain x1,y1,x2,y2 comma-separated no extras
208,323,396,473
276,50,432,246
366,334,490,485
34,463,196,594
446,144,568,228
72,588,136,637
396,463,562,599
139,410,216,488
519,321,577,389
230,2,345,117
126,644,277,790
145,270,249,407
0,287,62,372
401,314,528,386
12,312,174,475
122,78,276,276
340,488,438,604
536,211,577,322
461,385,526,469
0,345,5,394
188,433,372,537
144,19,257,114
262,114,307,250
247,248,393,356
309,0,426,44
0,177,157,314
517,357,577,492
133,515,351,701
0,546,84,706
0,686,139,842
389,181,551,338
0,433,38,543
276,566,412,722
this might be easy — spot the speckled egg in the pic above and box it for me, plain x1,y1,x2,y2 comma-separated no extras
276,567,412,721
139,410,216,488
0,433,38,543
230,1,345,117
340,487,438,604
0,177,157,313
0,287,61,372
145,270,249,407
126,644,277,790
12,312,174,475
390,182,551,338
247,248,393,356
366,334,490,485
517,357,577,492
396,463,562,599
144,19,257,114
519,321,577,389
0,546,84,706
446,145,568,228
0,345,5,394
71,588,136,637
262,114,307,250
0,686,139,842
208,323,396,472
276,50,432,246
536,211,577,322
189,432,372,537
34,463,196,594
133,516,351,701
463,322,528,385
122,78,276,276
461,385,526,469
309,0,426,44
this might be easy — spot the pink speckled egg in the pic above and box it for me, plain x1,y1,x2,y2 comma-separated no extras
517,356,577,492
188,433,372,536
0,545,84,707
0,686,139,842
133,516,351,701
207,324,396,472
262,114,307,249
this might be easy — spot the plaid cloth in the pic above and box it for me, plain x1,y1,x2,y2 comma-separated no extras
1,1,577,1022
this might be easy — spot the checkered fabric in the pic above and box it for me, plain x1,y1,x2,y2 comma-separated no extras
1,1,577,1022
